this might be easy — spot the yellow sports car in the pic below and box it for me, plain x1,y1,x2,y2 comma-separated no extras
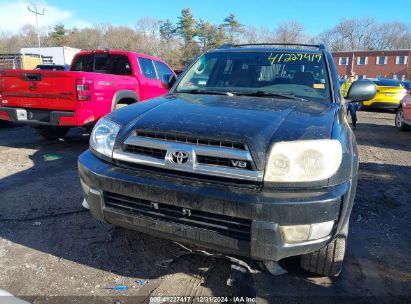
362,79,407,110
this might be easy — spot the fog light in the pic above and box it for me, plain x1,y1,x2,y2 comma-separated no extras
309,221,334,240
280,225,310,243
280,220,335,243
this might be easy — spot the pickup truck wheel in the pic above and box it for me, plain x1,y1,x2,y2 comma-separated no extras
395,107,410,131
300,236,346,277
34,126,69,140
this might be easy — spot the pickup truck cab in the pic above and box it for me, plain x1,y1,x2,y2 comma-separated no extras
0,50,175,139
78,44,376,276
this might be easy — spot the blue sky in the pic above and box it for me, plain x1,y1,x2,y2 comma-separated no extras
1,0,410,35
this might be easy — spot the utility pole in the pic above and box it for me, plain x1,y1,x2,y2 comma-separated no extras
351,51,355,76
27,3,45,62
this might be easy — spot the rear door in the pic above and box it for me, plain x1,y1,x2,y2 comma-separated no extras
136,57,168,101
71,53,138,118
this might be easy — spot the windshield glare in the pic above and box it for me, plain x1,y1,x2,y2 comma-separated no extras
175,51,331,101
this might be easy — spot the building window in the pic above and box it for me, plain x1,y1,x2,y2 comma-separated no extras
339,57,349,66
357,57,368,65
377,73,385,78
358,75,366,80
396,56,408,65
376,56,387,65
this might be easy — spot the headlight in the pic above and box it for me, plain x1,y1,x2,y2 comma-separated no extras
265,139,342,182
90,117,120,158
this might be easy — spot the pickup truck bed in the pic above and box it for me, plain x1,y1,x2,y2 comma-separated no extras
0,50,176,138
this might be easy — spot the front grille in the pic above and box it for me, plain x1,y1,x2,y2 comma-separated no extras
104,192,252,241
125,145,166,159
196,155,252,170
135,130,247,150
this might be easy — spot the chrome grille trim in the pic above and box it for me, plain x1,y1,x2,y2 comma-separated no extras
123,137,253,161
113,136,263,182
134,130,247,150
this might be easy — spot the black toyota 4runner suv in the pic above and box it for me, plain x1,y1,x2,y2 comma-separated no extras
78,43,376,276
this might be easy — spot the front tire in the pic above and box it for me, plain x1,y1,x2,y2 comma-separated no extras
34,126,69,140
300,236,346,276
395,107,410,131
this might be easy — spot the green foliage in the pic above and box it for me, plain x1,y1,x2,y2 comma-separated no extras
222,13,243,44
177,8,198,44
2,15,411,71
197,20,226,50
50,23,68,46
159,19,176,42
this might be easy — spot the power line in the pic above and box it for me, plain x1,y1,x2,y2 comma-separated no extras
26,2,45,61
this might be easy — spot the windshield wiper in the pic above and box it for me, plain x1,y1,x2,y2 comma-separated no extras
176,89,235,96
234,91,306,101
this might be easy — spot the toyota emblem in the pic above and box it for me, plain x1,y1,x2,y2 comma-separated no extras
171,151,190,165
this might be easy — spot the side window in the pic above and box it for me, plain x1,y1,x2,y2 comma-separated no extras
138,57,157,79
94,54,132,75
110,55,132,75
71,54,93,72
154,61,173,79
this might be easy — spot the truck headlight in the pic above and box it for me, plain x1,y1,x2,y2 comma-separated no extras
264,140,342,182
90,117,120,158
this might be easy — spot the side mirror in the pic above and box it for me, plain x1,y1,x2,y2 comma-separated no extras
346,79,376,102
161,74,177,90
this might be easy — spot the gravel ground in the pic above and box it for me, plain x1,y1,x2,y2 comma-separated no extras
0,111,410,304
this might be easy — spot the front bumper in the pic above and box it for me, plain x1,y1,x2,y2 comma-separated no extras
0,107,94,126
78,150,356,261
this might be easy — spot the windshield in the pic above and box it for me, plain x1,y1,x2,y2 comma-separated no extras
175,50,331,101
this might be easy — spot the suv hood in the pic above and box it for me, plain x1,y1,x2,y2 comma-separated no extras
110,93,338,170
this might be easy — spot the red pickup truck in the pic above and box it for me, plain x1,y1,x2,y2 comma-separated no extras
0,50,176,139
395,93,411,131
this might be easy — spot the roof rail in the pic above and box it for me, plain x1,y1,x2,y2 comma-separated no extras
217,44,232,49
218,43,326,50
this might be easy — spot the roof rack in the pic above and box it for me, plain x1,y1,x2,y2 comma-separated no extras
218,43,325,50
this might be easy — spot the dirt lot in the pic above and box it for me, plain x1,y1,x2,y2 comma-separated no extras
0,111,410,304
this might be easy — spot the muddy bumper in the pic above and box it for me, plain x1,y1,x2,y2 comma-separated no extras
78,150,355,261
0,107,94,126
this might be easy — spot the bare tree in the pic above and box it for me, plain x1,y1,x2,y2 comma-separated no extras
374,22,411,50
337,18,376,50
135,17,159,38
19,24,38,47
104,26,139,50
314,17,378,51
65,27,103,50
1,15,409,70
240,25,275,44
274,21,306,44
